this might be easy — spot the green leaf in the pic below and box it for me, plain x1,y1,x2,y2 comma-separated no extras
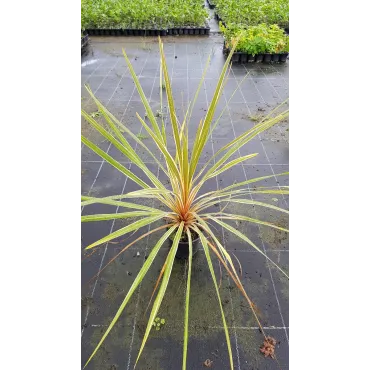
85,214,164,250
182,229,192,370
81,135,149,189
81,211,163,222
135,222,184,368
210,217,289,278
196,227,234,370
83,225,177,368
81,196,161,212
210,213,289,233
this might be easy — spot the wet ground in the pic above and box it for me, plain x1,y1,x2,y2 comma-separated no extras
81,30,289,370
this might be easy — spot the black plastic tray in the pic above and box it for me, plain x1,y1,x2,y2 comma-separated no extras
84,27,210,36
81,34,89,50
223,44,288,63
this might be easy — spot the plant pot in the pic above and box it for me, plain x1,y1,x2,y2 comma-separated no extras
194,29,199,35
232,53,240,63
175,238,199,259
200,29,205,35
184,29,188,35
240,53,247,63
123,29,128,36
128,29,133,36
167,226,200,260
264,53,272,63
168,236,199,260
179,28,184,35
168,29,173,35
160,30,167,36
134,30,139,36
189,29,194,35
256,54,264,63
205,28,210,35
247,54,256,63
279,53,288,62
272,54,280,63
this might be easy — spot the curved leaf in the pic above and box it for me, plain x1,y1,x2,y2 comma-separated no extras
83,225,177,368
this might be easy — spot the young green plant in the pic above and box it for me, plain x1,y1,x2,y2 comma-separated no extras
81,37,289,370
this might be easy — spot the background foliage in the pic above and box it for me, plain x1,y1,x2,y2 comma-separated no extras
81,0,208,29
214,0,289,28
221,23,289,54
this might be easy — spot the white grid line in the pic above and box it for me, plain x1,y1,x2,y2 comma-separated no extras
82,160,288,166
242,65,289,209
81,62,130,211
83,75,285,80
82,59,106,84
81,52,153,339
224,67,289,343
89,324,289,330
81,59,121,151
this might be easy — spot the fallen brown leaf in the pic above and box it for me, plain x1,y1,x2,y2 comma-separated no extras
260,336,277,359
203,359,213,368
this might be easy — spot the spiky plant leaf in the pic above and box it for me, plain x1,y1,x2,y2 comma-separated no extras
81,37,289,369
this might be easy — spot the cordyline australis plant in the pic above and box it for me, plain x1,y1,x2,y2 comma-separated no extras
81,37,289,369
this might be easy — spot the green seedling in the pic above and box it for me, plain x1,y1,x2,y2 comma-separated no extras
90,111,101,118
152,317,166,331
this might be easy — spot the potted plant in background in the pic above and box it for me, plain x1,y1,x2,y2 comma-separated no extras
81,37,289,369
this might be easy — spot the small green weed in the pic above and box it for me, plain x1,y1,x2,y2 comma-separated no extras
90,111,101,118
152,317,166,331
